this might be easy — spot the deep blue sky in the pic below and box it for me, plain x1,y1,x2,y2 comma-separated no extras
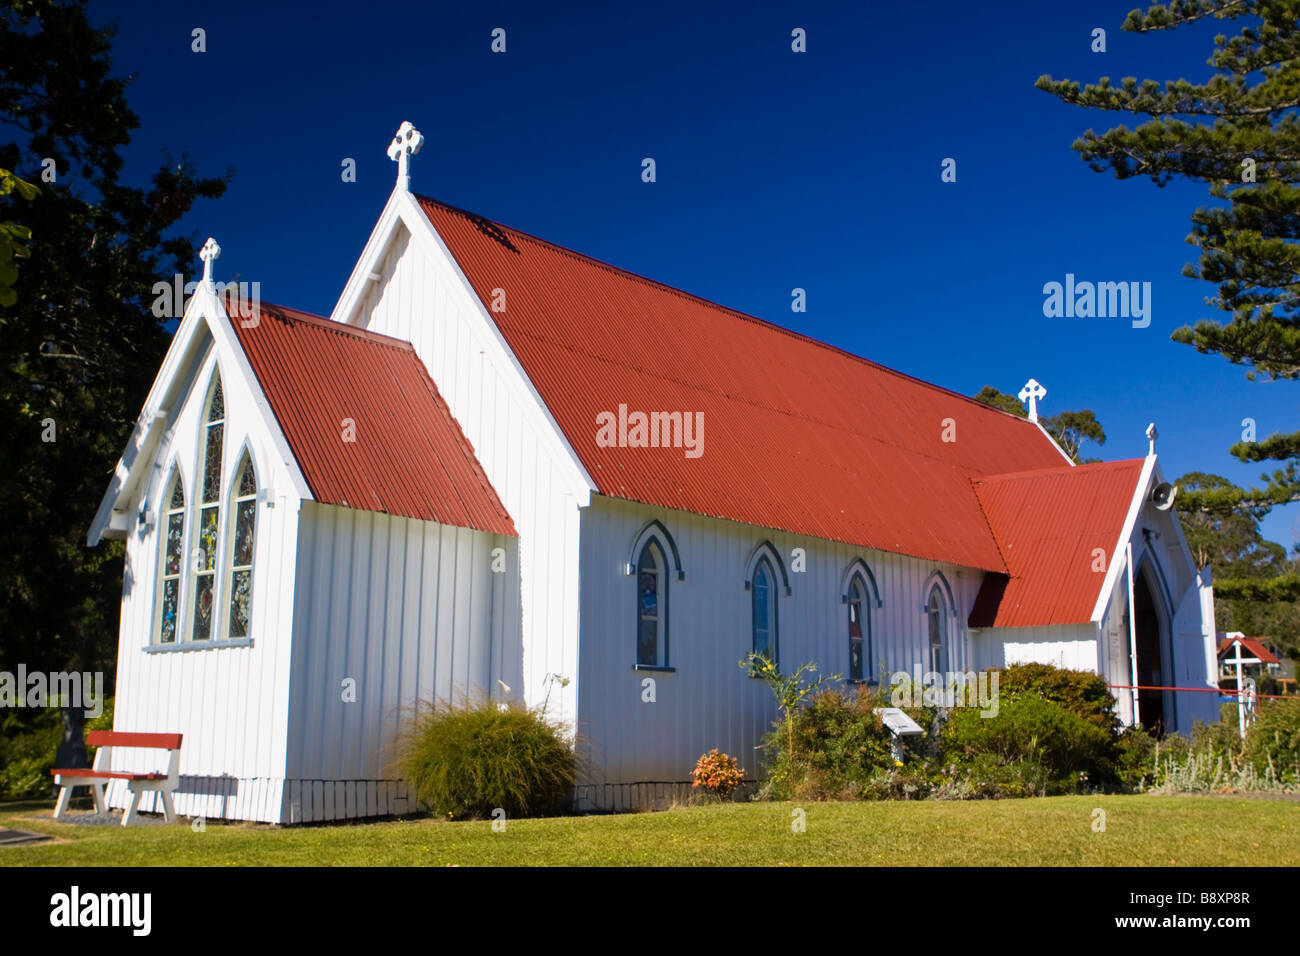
87,0,1297,551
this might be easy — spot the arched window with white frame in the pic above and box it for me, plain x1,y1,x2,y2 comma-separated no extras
926,584,948,674
191,370,224,641
636,539,668,667
226,449,258,639
156,468,186,645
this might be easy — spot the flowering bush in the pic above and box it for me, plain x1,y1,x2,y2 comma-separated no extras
692,749,745,799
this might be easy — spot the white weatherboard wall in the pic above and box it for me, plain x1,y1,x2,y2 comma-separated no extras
280,502,521,823
575,495,976,809
1094,497,1220,735
105,333,304,824
971,625,1100,673
341,204,588,732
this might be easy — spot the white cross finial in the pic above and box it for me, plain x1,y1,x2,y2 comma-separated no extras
1018,378,1047,423
199,238,221,289
387,121,424,190
1146,422,1158,457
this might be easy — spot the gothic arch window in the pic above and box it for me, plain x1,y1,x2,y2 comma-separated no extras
636,538,668,667
190,370,224,641
225,449,258,639
841,559,882,683
156,468,186,645
926,584,948,674
752,557,778,665
848,574,870,682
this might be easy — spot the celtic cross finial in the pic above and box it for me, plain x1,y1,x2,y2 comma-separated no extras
387,121,424,190
199,238,221,289
1018,378,1046,423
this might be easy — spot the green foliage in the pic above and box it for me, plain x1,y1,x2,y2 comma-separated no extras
971,386,1106,462
940,694,1115,795
1116,724,1160,790
0,167,39,307
739,652,841,767
1244,696,1300,783
1123,703,1297,793
994,663,1121,737
1175,472,1300,655
759,686,896,800
972,385,1026,418
1037,0,1300,514
0,1,229,682
0,696,113,799
397,700,575,820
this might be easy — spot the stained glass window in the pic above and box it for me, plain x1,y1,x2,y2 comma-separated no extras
227,452,257,639
157,470,185,644
637,540,664,666
848,576,867,682
927,586,947,674
752,559,776,664
192,372,223,640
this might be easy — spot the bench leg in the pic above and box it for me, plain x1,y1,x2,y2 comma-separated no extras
159,790,177,824
91,782,107,816
53,785,72,820
122,788,143,827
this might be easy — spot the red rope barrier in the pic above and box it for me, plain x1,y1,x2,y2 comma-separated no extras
1107,683,1292,700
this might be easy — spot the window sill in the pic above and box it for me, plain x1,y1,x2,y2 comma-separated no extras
144,638,254,653
631,664,676,673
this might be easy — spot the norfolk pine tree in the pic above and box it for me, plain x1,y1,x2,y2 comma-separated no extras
1037,0,1300,602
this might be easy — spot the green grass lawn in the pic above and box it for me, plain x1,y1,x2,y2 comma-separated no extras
2,795,1296,866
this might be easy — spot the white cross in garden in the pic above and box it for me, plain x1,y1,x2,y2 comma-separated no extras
387,121,424,191
199,238,221,289
1018,378,1046,423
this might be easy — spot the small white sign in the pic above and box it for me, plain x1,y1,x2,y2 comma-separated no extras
874,707,923,737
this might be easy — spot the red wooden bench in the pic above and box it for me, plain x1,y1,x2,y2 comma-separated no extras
50,731,183,827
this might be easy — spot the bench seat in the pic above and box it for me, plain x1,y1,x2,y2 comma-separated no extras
51,730,182,826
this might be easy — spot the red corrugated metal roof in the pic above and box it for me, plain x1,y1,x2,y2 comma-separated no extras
419,195,1068,572
226,299,515,536
968,459,1146,627
1218,636,1280,665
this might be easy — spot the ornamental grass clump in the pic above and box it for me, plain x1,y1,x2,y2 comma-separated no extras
398,698,575,820
692,749,744,799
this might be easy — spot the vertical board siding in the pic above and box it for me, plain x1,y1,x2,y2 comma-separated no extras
358,227,583,729
576,496,979,805
106,334,303,824
281,502,522,815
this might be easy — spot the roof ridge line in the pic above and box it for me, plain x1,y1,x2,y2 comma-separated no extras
973,458,1145,485
232,297,418,352
414,194,1052,428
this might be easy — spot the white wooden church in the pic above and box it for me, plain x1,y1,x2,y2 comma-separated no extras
88,123,1221,822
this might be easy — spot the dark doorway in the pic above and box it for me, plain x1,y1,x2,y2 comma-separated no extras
1133,570,1165,734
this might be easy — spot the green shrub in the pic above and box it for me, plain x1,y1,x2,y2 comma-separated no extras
397,699,575,820
994,663,1120,737
759,685,936,801
0,697,116,800
1244,697,1300,784
940,693,1114,795
1116,724,1159,790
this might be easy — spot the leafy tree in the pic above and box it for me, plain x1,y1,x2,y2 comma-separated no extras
1036,0,1300,517
972,385,1107,463
0,167,39,306
0,0,228,697
1177,472,1300,653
